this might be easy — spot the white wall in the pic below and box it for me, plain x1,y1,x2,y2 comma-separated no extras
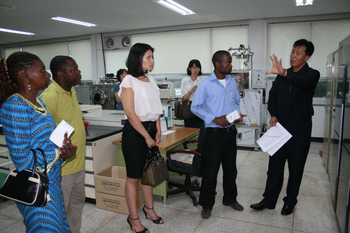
212,26,249,58
105,26,249,75
4,40,93,80
70,40,92,81
267,20,350,77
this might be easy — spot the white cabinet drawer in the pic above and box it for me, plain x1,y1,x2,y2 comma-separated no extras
85,186,95,199
85,173,95,186
85,159,94,172
85,145,92,158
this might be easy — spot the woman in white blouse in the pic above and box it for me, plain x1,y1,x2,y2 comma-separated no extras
119,43,164,233
181,59,205,128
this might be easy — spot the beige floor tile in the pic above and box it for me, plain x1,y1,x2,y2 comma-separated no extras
0,143,340,233
293,195,340,233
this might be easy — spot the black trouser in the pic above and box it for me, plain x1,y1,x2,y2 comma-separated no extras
199,125,238,210
262,121,312,207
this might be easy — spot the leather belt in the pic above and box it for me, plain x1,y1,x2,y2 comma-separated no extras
142,121,156,132
207,125,236,133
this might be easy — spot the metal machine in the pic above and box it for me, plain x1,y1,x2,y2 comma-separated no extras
228,44,267,148
74,85,91,105
157,80,177,125
236,89,266,148
156,80,176,99
89,84,116,110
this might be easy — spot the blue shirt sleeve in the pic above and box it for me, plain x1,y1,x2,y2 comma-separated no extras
191,72,241,128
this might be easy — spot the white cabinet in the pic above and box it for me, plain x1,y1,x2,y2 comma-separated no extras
84,132,122,199
312,105,326,138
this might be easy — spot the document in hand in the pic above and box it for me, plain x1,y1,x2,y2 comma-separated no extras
225,110,241,123
257,122,292,156
50,120,74,147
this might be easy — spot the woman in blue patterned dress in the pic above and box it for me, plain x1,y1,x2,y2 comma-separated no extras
0,52,77,233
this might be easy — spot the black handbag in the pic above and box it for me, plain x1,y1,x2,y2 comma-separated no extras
141,147,169,187
0,148,49,207
174,100,196,120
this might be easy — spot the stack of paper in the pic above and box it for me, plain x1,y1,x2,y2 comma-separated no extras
257,122,292,156
170,153,194,164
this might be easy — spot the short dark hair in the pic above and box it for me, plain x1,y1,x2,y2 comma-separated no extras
126,43,154,77
50,55,73,81
187,59,202,76
212,50,231,67
116,69,127,82
0,52,41,107
293,39,315,57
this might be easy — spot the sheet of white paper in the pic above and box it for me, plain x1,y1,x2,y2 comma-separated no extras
266,138,289,156
225,110,240,123
161,130,175,135
50,120,74,147
257,122,292,156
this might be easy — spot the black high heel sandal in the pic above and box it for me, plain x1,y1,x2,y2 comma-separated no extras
142,205,164,224
126,215,148,233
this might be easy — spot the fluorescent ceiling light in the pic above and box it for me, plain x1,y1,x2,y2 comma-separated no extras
296,0,313,6
51,16,97,27
0,28,35,36
154,0,195,15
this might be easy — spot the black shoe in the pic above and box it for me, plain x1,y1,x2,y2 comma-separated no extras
281,204,294,215
127,216,148,233
223,201,244,211
201,209,212,219
250,201,275,210
143,205,164,224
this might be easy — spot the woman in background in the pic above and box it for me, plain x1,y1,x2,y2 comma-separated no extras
180,59,205,128
114,68,127,110
119,43,164,233
0,52,76,233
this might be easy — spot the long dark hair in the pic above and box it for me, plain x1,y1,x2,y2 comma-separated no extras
126,43,154,77
0,52,40,108
187,59,202,76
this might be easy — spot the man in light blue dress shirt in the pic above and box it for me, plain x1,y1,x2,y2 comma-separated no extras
191,50,246,219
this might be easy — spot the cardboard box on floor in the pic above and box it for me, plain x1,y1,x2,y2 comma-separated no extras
95,189,144,215
94,166,144,214
94,166,141,196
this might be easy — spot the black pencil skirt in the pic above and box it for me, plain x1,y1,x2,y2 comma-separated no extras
122,120,157,179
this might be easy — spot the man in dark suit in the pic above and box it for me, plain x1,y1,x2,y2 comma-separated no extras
250,39,320,215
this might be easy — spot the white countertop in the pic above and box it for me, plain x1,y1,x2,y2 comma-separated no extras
79,104,102,112
83,110,125,126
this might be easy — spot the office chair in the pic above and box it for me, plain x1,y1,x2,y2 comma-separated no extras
166,139,201,206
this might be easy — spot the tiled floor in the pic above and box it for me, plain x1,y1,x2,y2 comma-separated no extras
0,142,340,233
